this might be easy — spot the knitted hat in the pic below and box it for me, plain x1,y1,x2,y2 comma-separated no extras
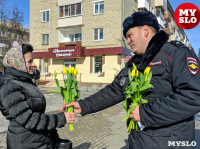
123,11,160,38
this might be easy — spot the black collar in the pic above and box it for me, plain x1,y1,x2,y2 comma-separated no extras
127,30,169,72
4,67,33,84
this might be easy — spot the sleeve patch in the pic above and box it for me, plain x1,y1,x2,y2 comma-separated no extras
187,57,199,75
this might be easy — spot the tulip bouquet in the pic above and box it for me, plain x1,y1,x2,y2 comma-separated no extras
50,67,80,131
122,63,153,133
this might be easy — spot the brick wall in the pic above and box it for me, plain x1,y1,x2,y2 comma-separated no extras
30,0,58,52
82,0,123,49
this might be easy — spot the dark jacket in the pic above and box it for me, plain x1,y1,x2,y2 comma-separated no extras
0,67,66,149
78,31,200,149
33,69,40,80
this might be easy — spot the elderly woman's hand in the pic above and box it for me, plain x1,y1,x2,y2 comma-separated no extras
64,112,75,124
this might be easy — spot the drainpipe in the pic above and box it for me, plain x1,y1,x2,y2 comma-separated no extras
122,0,128,49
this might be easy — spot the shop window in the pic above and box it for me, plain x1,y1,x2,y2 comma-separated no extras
59,3,82,17
42,11,49,22
69,33,82,42
42,34,49,45
42,58,48,74
94,28,103,41
94,1,104,15
93,56,102,74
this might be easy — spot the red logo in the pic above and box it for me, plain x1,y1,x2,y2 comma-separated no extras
174,3,200,29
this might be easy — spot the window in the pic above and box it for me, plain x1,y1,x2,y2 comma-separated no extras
1,31,5,36
70,33,82,42
65,5,70,17
42,11,49,22
94,1,104,14
60,6,64,17
94,28,103,41
42,34,49,45
59,3,82,17
93,56,102,74
42,58,48,74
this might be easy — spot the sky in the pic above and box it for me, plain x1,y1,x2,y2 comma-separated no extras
6,0,200,54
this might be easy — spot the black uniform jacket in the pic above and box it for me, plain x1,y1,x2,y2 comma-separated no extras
0,67,66,149
78,31,200,149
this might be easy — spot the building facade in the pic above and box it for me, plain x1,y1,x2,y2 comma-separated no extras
30,0,191,86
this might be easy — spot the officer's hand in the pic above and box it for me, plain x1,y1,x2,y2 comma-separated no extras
63,102,82,114
129,105,141,122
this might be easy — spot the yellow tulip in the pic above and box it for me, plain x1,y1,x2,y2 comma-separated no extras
69,67,73,74
136,70,139,77
73,68,78,75
54,70,57,77
144,67,151,75
144,67,151,81
131,69,135,77
132,63,137,70
63,66,67,75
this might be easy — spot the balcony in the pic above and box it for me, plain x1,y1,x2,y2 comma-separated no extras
59,41,82,47
58,27,82,44
155,0,167,11
138,0,150,11
164,12,171,22
58,17,82,28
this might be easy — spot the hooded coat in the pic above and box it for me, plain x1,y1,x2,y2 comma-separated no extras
0,46,66,149
78,31,200,149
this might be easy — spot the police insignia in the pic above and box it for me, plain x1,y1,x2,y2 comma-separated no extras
120,77,126,86
187,57,199,75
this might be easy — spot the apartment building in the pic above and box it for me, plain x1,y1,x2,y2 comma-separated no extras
30,0,136,86
30,0,190,86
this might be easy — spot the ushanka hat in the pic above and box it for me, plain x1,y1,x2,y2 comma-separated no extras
123,11,160,38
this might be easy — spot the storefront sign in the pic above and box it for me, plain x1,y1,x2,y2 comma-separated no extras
52,49,75,57
49,46,85,58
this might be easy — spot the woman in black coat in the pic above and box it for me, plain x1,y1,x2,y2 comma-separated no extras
0,44,74,149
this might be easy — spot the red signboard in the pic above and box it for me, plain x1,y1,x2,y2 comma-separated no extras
48,46,85,58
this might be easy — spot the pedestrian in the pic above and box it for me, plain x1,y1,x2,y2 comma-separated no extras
0,44,74,149
62,11,200,149
33,66,40,87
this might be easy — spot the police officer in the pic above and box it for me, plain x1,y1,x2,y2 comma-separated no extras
63,11,200,149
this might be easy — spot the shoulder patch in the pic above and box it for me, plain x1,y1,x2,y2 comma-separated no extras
187,57,199,75
149,61,162,66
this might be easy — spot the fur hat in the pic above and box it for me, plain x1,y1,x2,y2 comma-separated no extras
123,11,160,38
